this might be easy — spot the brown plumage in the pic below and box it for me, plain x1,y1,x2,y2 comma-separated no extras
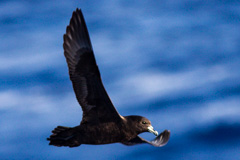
47,8,170,147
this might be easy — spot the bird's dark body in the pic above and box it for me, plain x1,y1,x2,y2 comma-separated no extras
79,120,137,144
48,116,149,147
79,123,123,145
47,8,170,148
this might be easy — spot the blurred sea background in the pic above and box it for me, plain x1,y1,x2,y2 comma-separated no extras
1,0,240,159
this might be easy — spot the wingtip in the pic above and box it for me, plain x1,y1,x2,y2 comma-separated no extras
71,8,82,20
75,8,82,14
164,129,171,135
159,129,170,146
162,130,170,139
147,129,170,147
76,8,81,11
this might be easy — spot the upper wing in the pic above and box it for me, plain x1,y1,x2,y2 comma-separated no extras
122,130,170,147
63,8,121,123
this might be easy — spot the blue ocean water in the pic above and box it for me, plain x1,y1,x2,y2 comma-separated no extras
0,0,240,159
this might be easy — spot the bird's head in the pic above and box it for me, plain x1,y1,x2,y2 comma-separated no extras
125,116,158,136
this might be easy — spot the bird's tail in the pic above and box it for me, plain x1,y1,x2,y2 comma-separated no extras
47,126,81,147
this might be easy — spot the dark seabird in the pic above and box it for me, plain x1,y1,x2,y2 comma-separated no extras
47,8,170,147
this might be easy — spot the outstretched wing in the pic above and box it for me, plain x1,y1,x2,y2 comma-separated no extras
63,8,121,123
122,130,170,147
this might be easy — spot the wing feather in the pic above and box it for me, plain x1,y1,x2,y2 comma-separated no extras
63,8,121,123
122,130,170,147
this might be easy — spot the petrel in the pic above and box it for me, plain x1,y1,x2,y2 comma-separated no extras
47,8,170,147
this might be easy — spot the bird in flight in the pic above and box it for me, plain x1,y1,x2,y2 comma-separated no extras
47,8,170,147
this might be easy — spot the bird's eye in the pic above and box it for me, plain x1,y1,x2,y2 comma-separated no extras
142,121,147,124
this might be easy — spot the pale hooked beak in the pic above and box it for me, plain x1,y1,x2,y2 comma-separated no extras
148,126,158,136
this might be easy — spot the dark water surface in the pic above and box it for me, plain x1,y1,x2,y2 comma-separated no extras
1,0,239,159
